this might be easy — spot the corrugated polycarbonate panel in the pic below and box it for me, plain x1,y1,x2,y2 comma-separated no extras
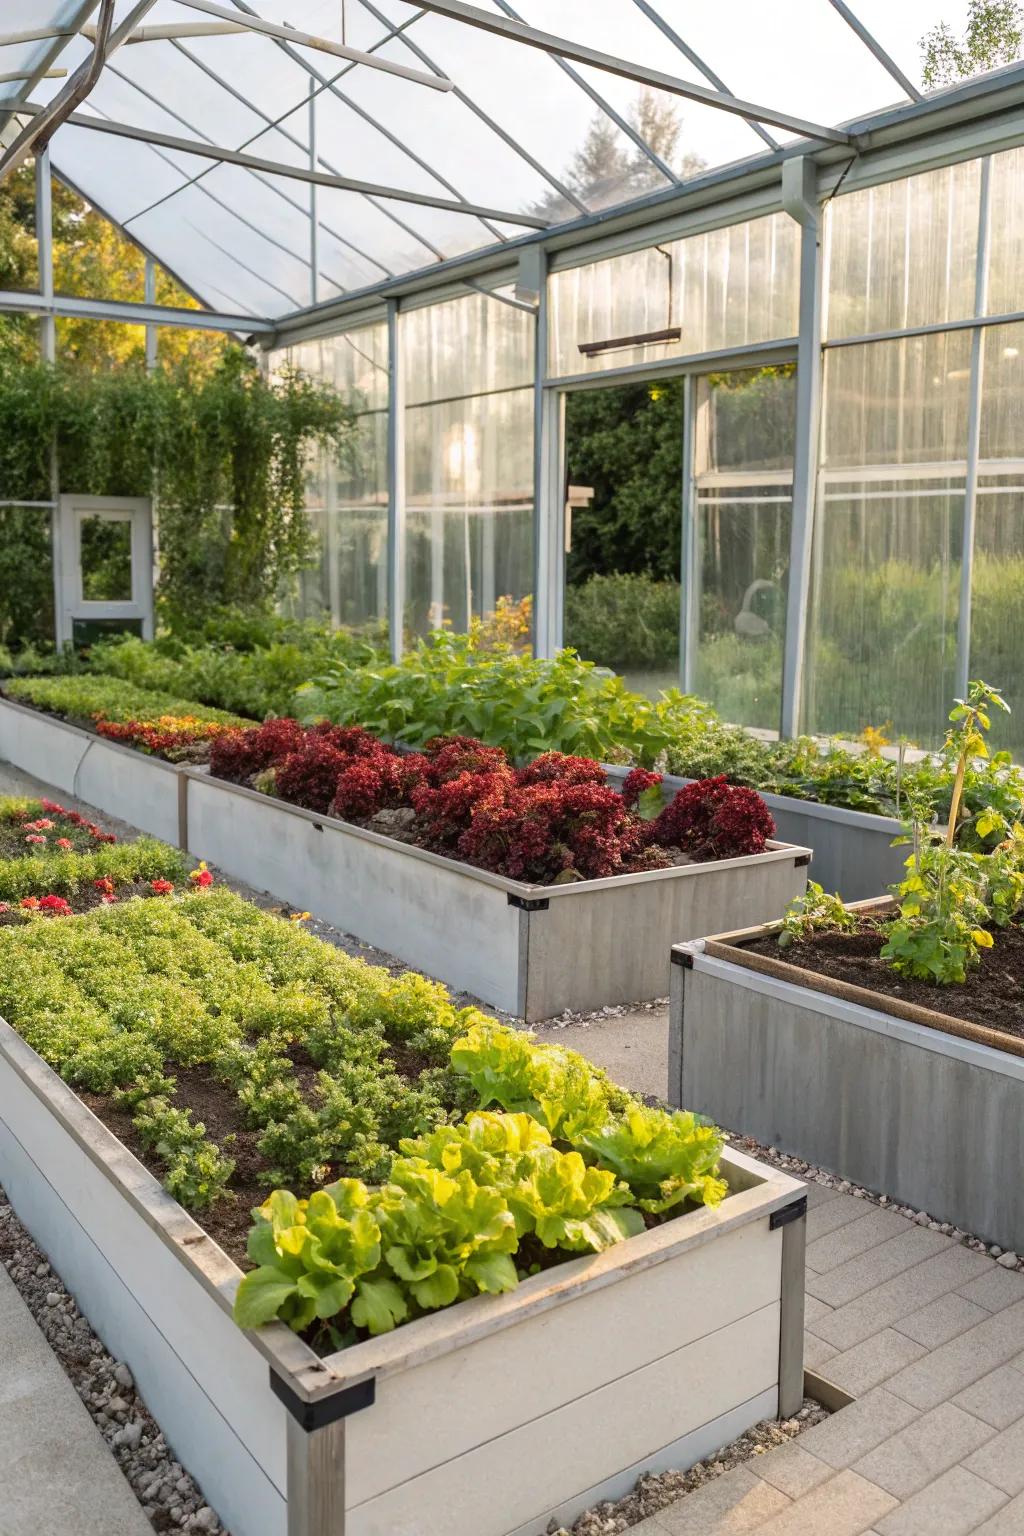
16,0,1014,320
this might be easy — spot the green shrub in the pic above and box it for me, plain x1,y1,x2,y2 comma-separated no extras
3,673,252,727
564,573,680,671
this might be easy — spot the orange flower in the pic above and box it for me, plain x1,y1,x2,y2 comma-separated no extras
56,837,74,850
19,896,40,910
93,878,115,895
289,910,312,923
150,879,175,895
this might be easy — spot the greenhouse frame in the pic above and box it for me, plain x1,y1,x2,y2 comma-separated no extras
4,1,1024,748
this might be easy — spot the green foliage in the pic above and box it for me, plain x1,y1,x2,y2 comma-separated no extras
131,1097,236,1209
938,681,1010,849
4,673,252,728
0,353,355,641
89,623,386,721
778,881,858,951
564,572,680,671
0,832,186,905
575,1103,727,1215
881,837,998,985
299,630,691,766
921,0,1023,87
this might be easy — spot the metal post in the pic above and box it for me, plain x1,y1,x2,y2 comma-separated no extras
308,81,318,308
529,249,558,657
144,255,157,370
679,372,696,690
36,147,56,362
386,299,405,663
956,156,992,699
780,157,824,740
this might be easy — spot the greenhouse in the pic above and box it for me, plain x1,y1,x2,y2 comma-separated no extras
3,6,1024,1536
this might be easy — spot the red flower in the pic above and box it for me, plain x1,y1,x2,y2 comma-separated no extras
189,863,214,888
25,834,47,845
19,896,40,910
0,902,9,913
93,877,115,895
150,879,175,895
55,837,74,850
38,895,72,916
101,894,118,905
40,799,66,815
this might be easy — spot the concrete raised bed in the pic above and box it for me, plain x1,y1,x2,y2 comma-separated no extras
0,1013,807,1536
604,765,904,902
669,903,1024,1251
183,769,811,1020
0,695,185,846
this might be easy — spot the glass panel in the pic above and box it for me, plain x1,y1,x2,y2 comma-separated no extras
563,379,684,697
987,146,1024,318
279,323,390,630
692,366,796,730
824,159,981,339
549,212,799,377
971,324,1024,757
80,516,132,602
805,332,972,746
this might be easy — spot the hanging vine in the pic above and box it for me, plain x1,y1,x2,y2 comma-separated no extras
0,350,355,645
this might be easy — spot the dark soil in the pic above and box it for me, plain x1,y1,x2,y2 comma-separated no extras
745,920,1024,1040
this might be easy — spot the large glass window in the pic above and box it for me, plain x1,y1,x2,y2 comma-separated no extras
402,290,534,640
692,366,796,732
549,212,799,378
804,332,972,747
971,324,1024,758
824,161,981,340
987,147,1024,319
282,323,389,631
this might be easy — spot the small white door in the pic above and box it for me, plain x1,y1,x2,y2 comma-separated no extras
56,495,154,646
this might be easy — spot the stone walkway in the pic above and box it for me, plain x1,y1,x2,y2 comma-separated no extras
0,1263,152,1536
630,1184,1024,1535
2,757,1024,1536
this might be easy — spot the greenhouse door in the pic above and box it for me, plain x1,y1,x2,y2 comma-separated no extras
687,366,796,732
55,495,154,647
560,364,796,725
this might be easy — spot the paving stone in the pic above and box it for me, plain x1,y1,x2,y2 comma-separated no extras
974,1490,1024,1532
964,1416,1024,1497
806,1194,876,1245
875,1466,1007,1536
804,1293,833,1330
958,1267,1024,1313
754,1470,897,1536
796,1388,920,1470
654,1466,791,1534
852,1402,994,1499
803,1331,839,1371
886,1301,1024,1410
755,1443,834,1499
807,1229,953,1309
814,1244,990,1352
895,1290,991,1350
806,1209,911,1274
804,1182,843,1210
954,1365,1024,1429
816,1328,927,1396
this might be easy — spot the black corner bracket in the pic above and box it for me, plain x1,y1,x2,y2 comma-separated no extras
270,1370,376,1431
769,1194,808,1230
794,853,812,868
670,948,694,968
507,894,549,912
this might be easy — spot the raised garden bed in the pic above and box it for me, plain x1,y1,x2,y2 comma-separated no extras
604,764,905,902
669,900,1024,1252
0,889,806,1536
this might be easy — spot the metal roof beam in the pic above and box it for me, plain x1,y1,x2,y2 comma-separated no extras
42,107,550,227
0,0,100,135
172,0,452,93
0,287,273,334
630,0,780,151
409,0,857,145
827,0,922,102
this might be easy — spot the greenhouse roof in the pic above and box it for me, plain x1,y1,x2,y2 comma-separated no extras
2,1,1023,331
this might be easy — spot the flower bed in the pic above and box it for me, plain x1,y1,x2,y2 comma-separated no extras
209,722,777,882
0,796,187,915
2,674,253,760
0,885,806,1536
